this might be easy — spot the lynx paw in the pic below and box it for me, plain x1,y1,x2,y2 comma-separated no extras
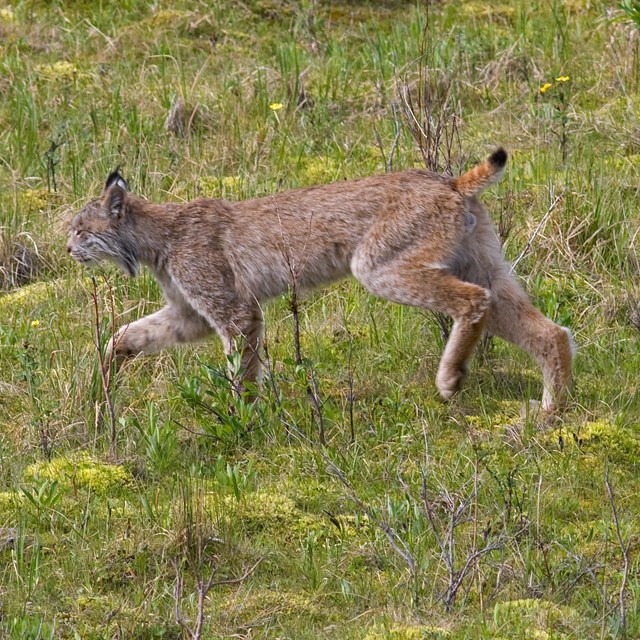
436,365,468,400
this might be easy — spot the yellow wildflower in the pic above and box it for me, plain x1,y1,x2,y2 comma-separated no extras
269,102,284,111
556,75,570,82
30,319,40,328
539,82,553,94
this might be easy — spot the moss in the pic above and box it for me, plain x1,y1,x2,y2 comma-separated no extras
492,599,584,639
56,592,183,639
18,188,59,213
25,453,133,494
0,8,16,24
460,3,515,19
0,277,93,325
549,420,640,466
35,60,81,81
136,9,213,40
148,9,188,29
300,156,345,186
221,588,324,625
364,624,451,640
218,489,323,540
0,280,56,309
0,490,23,512
290,477,344,512
199,175,244,199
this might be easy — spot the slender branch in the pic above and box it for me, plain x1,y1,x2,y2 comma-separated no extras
327,457,416,575
90,276,118,459
510,192,563,274
347,334,355,443
605,470,630,639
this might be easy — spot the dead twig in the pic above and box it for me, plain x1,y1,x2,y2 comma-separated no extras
275,202,326,445
605,470,630,639
90,276,118,459
172,556,262,640
374,100,402,173
510,191,563,274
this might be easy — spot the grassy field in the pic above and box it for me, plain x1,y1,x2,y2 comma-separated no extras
1,1,639,638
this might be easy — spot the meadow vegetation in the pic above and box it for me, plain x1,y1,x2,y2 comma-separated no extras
0,1,639,638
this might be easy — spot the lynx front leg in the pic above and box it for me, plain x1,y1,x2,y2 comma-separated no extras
108,304,214,362
215,304,265,394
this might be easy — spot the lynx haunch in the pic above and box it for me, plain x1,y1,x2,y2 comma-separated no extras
67,149,574,411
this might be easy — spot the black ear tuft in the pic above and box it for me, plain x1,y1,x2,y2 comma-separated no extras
489,148,507,169
105,169,129,192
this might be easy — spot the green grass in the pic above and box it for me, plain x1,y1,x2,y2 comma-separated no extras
1,1,639,638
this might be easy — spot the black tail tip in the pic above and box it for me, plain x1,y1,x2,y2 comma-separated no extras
489,147,507,168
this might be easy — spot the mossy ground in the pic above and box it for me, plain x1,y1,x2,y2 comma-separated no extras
1,1,639,638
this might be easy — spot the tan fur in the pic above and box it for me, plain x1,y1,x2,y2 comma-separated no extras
67,150,574,411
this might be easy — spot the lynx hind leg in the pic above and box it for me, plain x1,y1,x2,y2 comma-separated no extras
352,251,490,401
108,304,213,362
486,276,574,412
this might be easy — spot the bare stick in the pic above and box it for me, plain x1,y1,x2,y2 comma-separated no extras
347,334,355,443
90,276,118,459
605,470,630,639
327,457,416,577
387,101,402,172
173,556,262,640
276,203,326,445
510,192,563,274
373,101,402,173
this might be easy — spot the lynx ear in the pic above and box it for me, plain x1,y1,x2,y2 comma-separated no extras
104,185,126,217
103,170,129,217
105,170,128,192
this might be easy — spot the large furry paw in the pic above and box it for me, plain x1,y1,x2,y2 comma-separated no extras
105,327,139,366
435,365,467,401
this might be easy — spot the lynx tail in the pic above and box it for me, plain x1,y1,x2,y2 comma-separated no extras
453,148,507,196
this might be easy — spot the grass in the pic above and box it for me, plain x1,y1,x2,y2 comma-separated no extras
1,0,639,638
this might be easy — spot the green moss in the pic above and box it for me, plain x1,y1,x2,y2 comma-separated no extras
0,280,56,309
290,477,344,512
35,60,82,81
218,489,322,540
364,623,451,640
549,420,640,466
25,454,133,494
300,156,345,186
460,3,515,19
198,175,244,199
0,7,16,24
148,9,188,29
18,188,60,213
0,490,23,512
492,599,584,639
221,588,324,625
0,277,93,314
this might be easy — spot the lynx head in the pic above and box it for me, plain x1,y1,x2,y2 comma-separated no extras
67,171,138,276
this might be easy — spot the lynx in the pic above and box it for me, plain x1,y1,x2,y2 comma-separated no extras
67,149,574,411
